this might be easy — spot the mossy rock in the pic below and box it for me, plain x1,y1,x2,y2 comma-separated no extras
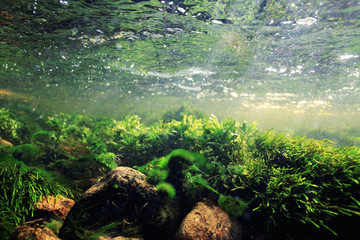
59,167,176,240
9,144,42,164
48,155,109,180
136,149,215,202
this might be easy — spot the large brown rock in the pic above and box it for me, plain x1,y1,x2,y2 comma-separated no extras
35,195,74,221
59,167,175,240
176,200,243,240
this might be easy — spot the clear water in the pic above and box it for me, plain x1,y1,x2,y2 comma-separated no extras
1,0,359,138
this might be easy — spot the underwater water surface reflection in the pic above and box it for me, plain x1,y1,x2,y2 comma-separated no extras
0,0,359,145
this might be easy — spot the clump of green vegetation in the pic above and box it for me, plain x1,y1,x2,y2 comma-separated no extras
96,152,117,170
242,131,360,235
135,126,360,238
0,107,22,144
136,149,207,199
79,221,141,240
155,182,176,199
296,127,360,148
44,218,63,235
218,194,250,218
0,161,72,239
161,103,206,123
0,105,359,239
8,143,42,164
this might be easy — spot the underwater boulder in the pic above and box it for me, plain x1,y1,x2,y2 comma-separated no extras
59,167,176,240
9,143,42,164
34,195,74,221
176,200,243,240
14,225,60,240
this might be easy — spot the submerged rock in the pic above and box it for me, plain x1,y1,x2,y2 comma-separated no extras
14,226,60,240
34,195,74,221
59,167,176,239
176,200,243,240
0,137,13,147
13,195,74,240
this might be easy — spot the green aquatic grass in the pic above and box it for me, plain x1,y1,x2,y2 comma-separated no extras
1,106,360,238
0,107,22,144
241,131,360,235
0,160,73,239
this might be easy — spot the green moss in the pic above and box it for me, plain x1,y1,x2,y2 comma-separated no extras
155,182,176,199
0,107,22,144
147,168,168,185
45,218,63,235
169,149,205,165
137,149,216,202
136,149,200,182
9,143,42,164
218,194,249,218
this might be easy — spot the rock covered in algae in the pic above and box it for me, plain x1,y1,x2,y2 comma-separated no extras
59,167,176,239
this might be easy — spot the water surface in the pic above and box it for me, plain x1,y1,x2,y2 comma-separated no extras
1,0,359,140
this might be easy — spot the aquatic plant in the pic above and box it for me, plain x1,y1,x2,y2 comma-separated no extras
9,143,42,164
136,128,360,237
136,149,216,200
203,115,246,163
155,182,176,199
45,113,114,154
68,220,141,240
135,149,199,184
110,114,203,166
161,103,206,123
1,105,359,238
44,218,63,235
0,107,22,144
0,161,72,239
296,127,360,148
96,152,117,170
218,194,249,218
238,131,360,235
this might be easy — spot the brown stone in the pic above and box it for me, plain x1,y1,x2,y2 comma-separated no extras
0,137,13,147
35,195,74,221
176,200,242,240
82,166,154,197
15,226,60,240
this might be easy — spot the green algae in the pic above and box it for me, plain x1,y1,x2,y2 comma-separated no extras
136,148,212,199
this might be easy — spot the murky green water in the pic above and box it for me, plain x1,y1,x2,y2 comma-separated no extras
1,0,360,142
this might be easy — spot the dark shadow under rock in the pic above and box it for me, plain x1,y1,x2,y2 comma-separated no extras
59,167,176,240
